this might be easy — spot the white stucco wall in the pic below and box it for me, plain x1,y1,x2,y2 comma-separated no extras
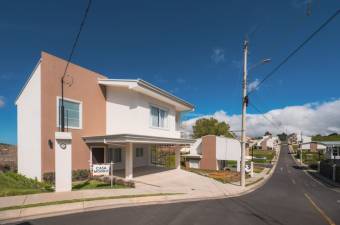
16,63,42,180
296,134,312,143
108,144,150,170
106,86,180,138
301,143,326,150
301,143,311,150
132,144,150,167
216,136,241,161
189,138,202,156
266,138,274,149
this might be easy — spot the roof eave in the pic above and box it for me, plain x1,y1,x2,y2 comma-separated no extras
98,78,195,111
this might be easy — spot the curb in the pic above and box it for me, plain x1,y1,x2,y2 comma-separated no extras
0,150,280,224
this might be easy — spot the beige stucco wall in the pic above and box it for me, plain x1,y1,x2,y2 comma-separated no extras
40,52,107,175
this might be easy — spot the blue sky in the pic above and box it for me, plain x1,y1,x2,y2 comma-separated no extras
0,0,339,144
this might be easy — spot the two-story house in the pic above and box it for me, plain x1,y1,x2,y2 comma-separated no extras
16,52,195,181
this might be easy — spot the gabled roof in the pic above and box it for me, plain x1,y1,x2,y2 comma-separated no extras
98,79,194,111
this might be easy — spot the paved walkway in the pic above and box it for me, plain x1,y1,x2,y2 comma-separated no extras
0,153,279,222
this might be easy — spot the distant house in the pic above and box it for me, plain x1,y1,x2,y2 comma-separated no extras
300,142,326,152
289,133,312,145
320,141,340,160
254,135,279,150
184,135,241,171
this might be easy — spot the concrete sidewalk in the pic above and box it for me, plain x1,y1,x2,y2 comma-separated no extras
0,150,279,223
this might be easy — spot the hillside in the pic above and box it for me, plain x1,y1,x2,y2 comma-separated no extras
312,134,340,142
0,143,17,171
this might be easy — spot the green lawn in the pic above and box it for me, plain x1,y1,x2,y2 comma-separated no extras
251,150,275,163
295,150,324,166
253,166,265,173
292,145,298,152
0,172,131,197
72,180,128,190
0,172,53,197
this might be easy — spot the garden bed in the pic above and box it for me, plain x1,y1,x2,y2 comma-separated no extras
72,179,129,190
186,168,242,184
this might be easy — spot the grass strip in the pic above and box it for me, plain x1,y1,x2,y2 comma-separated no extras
0,193,182,212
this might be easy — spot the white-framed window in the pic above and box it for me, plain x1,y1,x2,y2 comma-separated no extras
150,105,168,129
57,97,82,129
113,148,122,163
106,148,122,163
136,148,144,157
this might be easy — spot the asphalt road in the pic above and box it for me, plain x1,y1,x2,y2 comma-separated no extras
9,145,340,225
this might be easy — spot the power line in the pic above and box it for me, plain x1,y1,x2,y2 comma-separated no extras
248,101,283,132
248,9,340,96
60,0,93,132
62,0,93,80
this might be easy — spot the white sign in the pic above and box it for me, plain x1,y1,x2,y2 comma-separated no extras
92,164,110,176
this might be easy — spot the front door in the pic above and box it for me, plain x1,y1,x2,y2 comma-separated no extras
92,147,105,164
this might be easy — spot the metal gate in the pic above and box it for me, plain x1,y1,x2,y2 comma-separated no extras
150,145,176,168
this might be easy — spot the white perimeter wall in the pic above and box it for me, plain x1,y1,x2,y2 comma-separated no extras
216,136,241,161
106,86,180,138
16,63,42,180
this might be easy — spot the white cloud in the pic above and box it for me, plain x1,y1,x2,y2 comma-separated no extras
248,79,260,92
182,99,340,137
211,48,225,64
0,96,5,108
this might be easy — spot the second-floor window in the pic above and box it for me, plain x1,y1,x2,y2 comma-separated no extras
57,98,82,129
150,106,168,128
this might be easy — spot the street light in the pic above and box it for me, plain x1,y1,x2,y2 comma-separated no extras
248,58,272,71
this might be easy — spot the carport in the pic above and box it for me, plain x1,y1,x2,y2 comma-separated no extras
83,134,195,180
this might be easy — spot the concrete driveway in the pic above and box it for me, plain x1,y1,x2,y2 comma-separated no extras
131,167,244,198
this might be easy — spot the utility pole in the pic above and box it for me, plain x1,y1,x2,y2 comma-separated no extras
300,131,303,164
240,40,248,187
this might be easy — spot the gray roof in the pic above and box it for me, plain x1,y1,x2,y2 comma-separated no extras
83,134,195,145
319,141,340,146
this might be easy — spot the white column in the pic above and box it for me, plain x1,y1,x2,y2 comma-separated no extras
148,145,153,166
236,160,241,172
125,143,133,180
55,132,72,192
175,148,181,169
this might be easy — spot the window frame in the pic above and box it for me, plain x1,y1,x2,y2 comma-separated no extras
113,148,122,163
149,104,169,130
56,96,83,129
136,147,144,158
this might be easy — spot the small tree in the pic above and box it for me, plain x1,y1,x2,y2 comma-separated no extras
192,117,234,139
264,131,272,136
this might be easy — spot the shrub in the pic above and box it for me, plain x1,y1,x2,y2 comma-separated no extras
0,164,12,172
93,176,135,188
43,169,91,183
43,172,55,184
72,169,90,181
0,172,53,196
